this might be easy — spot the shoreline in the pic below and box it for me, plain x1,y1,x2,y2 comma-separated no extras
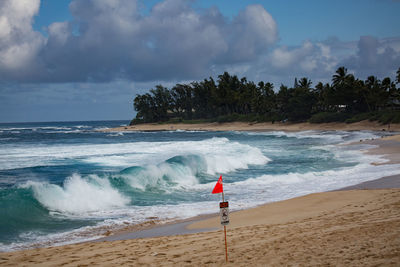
99,134,400,241
2,190,399,265
105,120,400,132
1,132,400,265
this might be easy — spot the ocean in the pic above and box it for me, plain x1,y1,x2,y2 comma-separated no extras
1,120,399,251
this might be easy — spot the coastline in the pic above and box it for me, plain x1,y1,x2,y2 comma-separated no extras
105,120,400,132
1,132,399,266
97,134,400,241
2,190,399,266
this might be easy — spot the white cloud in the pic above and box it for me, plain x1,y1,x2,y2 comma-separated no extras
0,0,44,70
0,0,398,86
0,16,11,39
0,0,279,83
226,5,278,62
47,22,70,45
342,36,400,79
270,41,314,69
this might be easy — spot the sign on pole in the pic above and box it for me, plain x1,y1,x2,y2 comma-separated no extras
212,176,229,263
219,201,229,226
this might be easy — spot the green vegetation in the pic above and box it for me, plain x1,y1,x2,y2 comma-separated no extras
131,67,400,125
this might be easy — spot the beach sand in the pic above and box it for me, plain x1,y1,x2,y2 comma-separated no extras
1,189,399,266
1,133,399,266
106,120,400,132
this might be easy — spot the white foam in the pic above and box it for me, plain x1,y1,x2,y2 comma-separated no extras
107,132,124,137
202,140,269,174
227,162,400,204
21,174,129,215
240,130,383,145
0,138,270,174
45,130,85,134
8,155,400,252
173,129,206,133
0,199,218,252
75,125,91,129
94,127,110,131
0,126,73,131
121,162,200,191
111,138,270,190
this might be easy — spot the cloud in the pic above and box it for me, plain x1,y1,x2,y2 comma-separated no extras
0,0,278,83
222,4,277,63
270,41,314,69
0,0,399,86
341,36,400,78
261,40,339,82
243,36,400,86
0,0,44,78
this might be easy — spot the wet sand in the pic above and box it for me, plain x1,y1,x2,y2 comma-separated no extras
1,133,399,266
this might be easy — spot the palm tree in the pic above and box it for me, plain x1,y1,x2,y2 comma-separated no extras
331,66,357,111
332,66,348,87
298,77,312,89
364,76,380,111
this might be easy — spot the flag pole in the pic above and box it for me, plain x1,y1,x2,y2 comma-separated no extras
212,175,228,263
221,178,228,263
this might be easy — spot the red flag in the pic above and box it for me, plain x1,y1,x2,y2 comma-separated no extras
212,175,223,194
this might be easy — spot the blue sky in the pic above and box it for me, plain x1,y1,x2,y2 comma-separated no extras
1,0,400,122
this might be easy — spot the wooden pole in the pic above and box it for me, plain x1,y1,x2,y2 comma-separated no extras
221,187,228,263
224,225,228,262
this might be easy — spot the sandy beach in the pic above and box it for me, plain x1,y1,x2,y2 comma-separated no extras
1,132,399,266
106,120,400,132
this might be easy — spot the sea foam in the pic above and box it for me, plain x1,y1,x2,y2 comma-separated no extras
22,174,129,215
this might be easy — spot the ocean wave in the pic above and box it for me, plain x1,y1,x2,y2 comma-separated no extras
173,129,207,133
229,162,400,199
13,144,269,215
21,174,130,215
239,130,383,144
94,127,110,131
45,130,87,134
0,137,269,171
119,155,204,191
0,126,73,131
107,132,124,137
0,138,17,141
4,129,398,252
74,125,91,129
0,198,218,252
117,144,270,191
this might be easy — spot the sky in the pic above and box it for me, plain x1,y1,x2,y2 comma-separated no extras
1,0,400,123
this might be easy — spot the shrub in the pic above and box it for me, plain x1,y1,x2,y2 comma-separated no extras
376,110,400,124
345,110,400,124
309,112,349,123
345,112,372,123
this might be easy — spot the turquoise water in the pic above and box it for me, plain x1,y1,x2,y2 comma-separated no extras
1,121,399,251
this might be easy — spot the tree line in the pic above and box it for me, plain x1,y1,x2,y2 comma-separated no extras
131,67,400,124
